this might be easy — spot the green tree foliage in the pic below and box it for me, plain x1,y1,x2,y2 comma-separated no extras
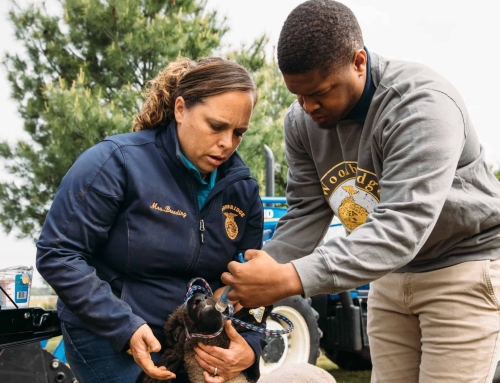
229,37,295,197
1,0,294,240
0,0,227,238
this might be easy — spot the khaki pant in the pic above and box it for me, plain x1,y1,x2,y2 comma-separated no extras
368,259,500,382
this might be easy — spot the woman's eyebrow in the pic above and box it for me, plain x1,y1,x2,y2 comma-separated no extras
208,118,249,130
207,117,230,126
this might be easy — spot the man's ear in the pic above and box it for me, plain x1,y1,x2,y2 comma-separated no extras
353,49,367,76
174,96,186,124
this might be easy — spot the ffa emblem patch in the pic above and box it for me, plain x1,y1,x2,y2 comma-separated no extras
224,212,238,240
222,204,246,240
321,161,380,234
337,185,369,231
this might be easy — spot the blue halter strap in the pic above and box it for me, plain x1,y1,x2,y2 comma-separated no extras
182,278,294,340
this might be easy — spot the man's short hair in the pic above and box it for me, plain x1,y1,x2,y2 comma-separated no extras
277,0,364,75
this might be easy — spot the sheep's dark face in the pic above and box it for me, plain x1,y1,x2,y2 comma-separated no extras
187,292,223,334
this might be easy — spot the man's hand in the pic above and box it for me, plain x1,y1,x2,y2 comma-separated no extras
194,320,255,382
128,324,176,381
212,286,243,312
221,250,304,307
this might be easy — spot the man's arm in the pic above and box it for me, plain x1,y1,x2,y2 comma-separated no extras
263,105,334,262
292,89,466,297
224,90,466,307
224,105,331,306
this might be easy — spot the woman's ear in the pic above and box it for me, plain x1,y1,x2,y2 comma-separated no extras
174,96,186,124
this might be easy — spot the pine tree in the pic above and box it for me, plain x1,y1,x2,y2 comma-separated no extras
0,0,227,238
230,37,295,197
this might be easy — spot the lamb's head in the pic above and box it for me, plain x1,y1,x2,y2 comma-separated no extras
185,292,223,335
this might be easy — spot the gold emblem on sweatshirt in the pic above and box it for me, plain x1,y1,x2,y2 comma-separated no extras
337,186,369,230
222,205,245,240
321,162,380,233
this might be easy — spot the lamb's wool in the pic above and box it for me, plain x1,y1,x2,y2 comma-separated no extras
258,363,337,383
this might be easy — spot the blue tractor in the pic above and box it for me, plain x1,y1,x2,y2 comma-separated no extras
259,196,371,374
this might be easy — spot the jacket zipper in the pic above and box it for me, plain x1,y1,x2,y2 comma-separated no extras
187,171,253,271
199,219,205,243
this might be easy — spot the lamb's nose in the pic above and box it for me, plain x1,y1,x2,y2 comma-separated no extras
194,296,206,304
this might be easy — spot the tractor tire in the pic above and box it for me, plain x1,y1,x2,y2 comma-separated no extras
259,295,321,377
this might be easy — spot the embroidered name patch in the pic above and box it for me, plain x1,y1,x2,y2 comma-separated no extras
222,204,245,240
150,202,187,218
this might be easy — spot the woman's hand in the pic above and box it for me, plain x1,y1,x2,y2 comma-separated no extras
128,324,176,381
194,320,255,382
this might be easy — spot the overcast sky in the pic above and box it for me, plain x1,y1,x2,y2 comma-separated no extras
0,0,499,286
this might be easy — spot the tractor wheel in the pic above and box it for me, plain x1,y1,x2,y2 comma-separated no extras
259,296,321,376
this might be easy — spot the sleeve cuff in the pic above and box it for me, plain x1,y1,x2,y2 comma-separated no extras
113,317,147,352
291,250,336,298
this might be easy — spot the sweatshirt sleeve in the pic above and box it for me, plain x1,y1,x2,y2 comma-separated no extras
263,107,334,263
292,89,466,297
36,140,146,351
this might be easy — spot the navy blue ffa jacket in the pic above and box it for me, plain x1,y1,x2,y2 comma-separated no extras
36,122,264,368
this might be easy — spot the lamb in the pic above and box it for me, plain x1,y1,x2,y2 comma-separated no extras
140,292,272,383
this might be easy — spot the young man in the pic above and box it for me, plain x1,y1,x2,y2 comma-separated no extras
222,1,500,381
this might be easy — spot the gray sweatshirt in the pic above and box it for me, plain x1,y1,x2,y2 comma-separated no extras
263,52,500,298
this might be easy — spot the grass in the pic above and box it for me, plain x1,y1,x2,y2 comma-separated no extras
316,353,372,383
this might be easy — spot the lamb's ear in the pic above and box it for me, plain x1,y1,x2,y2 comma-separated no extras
163,305,186,348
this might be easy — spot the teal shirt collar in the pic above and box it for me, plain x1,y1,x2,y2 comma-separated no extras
180,153,217,188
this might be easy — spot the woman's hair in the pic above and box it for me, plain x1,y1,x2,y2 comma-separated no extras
133,57,257,131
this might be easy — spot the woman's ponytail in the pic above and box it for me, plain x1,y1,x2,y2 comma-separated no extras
133,58,196,131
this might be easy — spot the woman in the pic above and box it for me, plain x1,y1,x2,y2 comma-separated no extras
36,57,264,383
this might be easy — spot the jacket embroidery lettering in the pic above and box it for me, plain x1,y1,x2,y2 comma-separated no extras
150,202,187,218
